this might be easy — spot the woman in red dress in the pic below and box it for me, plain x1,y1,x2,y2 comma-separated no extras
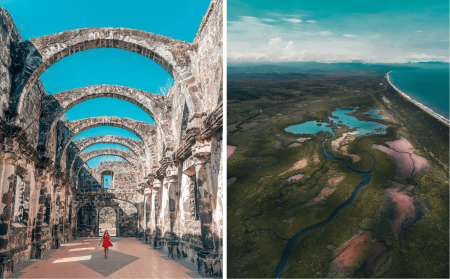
99,230,115,259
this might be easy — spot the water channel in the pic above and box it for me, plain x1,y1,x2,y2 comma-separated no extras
275,108,385,278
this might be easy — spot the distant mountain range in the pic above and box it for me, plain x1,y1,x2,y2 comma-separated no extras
228,61,448,77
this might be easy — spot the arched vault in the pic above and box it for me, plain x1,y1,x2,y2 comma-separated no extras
68,135,146,179
76,148,144,180
37,85,170,156
53,116,158,175
11,28,203,127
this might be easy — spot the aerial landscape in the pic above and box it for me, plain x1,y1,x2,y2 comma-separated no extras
227,63,449,278
227,1,449,278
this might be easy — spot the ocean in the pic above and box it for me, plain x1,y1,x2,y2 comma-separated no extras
228,61,450,120
388,66,449,120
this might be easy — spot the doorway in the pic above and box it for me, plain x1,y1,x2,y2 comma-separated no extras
98,207,117,236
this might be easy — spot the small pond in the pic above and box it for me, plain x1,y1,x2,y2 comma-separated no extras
285,108,387,136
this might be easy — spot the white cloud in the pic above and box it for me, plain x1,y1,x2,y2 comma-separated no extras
416,30,423,32
268,37,282,49
228,38,449,63
285,18,302,23
306,20,317,23
406,53,447,60
262,18,277,22
227,14,449,63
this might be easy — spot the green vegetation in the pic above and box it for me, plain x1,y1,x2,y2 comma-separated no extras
228,72,449,278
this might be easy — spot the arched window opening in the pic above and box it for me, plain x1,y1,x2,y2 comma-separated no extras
102,171,114,189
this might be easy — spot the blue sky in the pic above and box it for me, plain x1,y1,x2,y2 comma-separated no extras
228,0,449,63
1,0,210,167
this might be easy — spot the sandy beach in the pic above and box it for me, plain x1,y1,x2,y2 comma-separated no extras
386,71,450,126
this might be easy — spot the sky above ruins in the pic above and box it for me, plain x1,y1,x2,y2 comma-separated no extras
228,0,449,63
1,0,211,166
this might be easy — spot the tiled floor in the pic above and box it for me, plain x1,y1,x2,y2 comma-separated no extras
9,238,195,278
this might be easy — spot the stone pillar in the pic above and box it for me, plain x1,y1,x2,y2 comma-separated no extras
32,169,47,259
144,187,152,244
147,189,156,243
192,139,220,277
0,147,19,277
152,179,162,248
194,160,214,251
164,164,180,258
116,207,120,237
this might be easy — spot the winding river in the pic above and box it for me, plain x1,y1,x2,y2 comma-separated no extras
274,138,371,278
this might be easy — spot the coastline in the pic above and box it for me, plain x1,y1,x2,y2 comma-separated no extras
385,71,450,127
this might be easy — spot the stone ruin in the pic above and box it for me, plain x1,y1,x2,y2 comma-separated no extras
0,0,223,277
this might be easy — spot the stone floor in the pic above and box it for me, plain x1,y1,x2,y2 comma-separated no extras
8,238,199,278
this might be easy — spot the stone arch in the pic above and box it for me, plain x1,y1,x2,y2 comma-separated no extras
78,148,144,179
53,117,158,174
76,196,140,237
37,85,170,156
73,135,145,159
76,197,139,215
68,135,146,179
12,28,203,127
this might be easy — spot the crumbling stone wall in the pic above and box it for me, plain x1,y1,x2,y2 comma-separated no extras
92,161,139,191
0,8,19,119
192,0,223,113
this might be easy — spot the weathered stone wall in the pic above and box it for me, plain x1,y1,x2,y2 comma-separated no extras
192,0,223,113
0,8,45,148
92,161,138,191
0,8,19,119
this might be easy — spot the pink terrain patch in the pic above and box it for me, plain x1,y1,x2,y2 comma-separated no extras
279,159,308,176
227,145,236,158
380,137,431,175
411,154,431,173
334,231,389,275
386,185,417,237
386,137,415,153
305,187,336,206
327,175,345,186
286,174,304,182
373,144,414,177
334,232,372,270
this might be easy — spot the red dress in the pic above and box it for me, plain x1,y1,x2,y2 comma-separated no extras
102,235,113,248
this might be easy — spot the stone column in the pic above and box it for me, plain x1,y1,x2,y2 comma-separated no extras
116,207,120,237
164,163,180,258
152,179,162,248
192,139,220,277
33,169,47,259
149,189,156,241
0,146,19,277
194,159,214,251
144,187,152,244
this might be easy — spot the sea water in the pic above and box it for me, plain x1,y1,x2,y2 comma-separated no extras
388,67,449,119
285,108,387,136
